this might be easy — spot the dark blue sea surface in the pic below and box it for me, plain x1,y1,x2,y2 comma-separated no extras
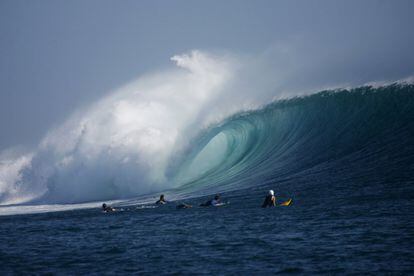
1,177,413,274
1,84,414,274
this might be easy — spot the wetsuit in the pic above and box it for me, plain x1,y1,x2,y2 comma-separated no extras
176,203,192,209
262,195,276,207
211,199,220,206
200,200,212,207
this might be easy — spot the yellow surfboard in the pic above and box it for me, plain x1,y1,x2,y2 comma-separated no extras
280,198,292,206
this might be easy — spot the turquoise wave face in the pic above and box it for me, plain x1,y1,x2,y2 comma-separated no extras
169,84,414,195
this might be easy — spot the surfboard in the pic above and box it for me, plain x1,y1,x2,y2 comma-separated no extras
213,202,229,207
280,199,292,206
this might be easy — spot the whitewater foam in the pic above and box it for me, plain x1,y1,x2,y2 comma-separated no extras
0,51,241,205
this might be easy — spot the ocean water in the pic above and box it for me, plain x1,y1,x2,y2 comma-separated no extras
0,185,412,274
1,85,414,274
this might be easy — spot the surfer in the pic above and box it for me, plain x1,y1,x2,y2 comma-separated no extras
261,190,276,207
156,194,167,205
102,203,115,212
200,194,222,207
176,203,192,209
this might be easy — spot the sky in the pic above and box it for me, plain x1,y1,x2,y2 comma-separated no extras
1,0,414,151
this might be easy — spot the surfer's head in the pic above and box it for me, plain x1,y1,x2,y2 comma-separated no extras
269,190,274,196
214,194,220,200
102,203,107,209
160,194,164,200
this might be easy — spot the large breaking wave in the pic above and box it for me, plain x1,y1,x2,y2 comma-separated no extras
1,50,413,209
170,85,414,196
0,50,261,205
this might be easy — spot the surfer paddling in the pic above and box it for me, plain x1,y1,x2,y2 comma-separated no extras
200,194,223,207
156,194,167,205
261,190,292,207
176,203,192,209
102,203,115,212
262,190,276,207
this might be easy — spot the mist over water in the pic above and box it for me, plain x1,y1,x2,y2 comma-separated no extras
0,51,233,204
0,49,413,209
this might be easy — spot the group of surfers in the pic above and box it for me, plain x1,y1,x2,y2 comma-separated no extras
102,189,284,212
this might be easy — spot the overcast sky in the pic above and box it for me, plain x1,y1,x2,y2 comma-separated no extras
1,0,414,151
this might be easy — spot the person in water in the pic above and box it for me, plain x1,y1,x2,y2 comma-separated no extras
200,194,221,207
176,203,192,209
262,190,276,207
156,194,167,205
102,203,115,212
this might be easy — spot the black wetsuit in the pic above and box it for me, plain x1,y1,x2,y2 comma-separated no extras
200,200,212,207
262,195,275,208
176,203,191,209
